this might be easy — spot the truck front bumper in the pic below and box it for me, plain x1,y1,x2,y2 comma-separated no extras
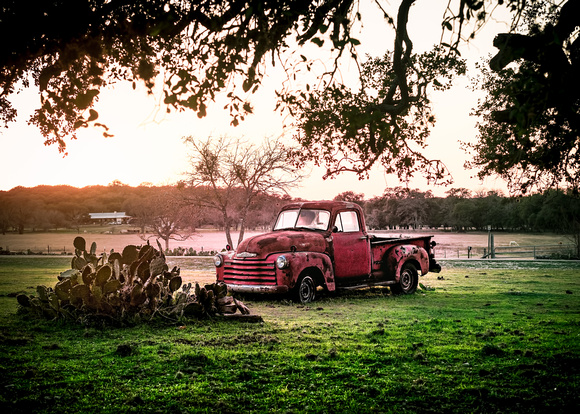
226,284,289,295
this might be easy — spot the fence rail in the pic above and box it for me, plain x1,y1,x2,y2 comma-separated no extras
440,244,577,260
491,244,577,259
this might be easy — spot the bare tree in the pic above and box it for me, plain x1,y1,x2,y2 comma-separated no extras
138,187,196,251
182,135,305,248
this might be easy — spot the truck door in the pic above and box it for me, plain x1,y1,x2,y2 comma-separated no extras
332,210,371,280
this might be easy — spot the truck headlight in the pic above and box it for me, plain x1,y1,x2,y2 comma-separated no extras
214,254,224,267
276,255,290,269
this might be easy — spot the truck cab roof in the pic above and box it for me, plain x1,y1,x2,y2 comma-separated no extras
280,200,364,212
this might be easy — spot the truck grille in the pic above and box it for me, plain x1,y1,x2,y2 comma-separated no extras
224,259,277,285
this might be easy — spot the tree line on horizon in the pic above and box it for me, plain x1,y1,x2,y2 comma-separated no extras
0,183,578,237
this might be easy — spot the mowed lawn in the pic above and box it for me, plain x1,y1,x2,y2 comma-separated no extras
0,257,579,413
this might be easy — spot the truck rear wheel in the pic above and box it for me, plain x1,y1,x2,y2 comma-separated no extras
295,275,316,303
391,262,418,295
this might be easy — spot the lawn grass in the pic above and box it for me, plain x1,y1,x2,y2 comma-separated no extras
0,258,579,413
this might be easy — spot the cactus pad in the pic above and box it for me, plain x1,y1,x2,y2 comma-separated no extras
73,236,86,251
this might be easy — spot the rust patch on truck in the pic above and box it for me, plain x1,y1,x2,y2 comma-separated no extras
389,244,430,281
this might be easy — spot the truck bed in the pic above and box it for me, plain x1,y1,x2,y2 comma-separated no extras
369,234,433,246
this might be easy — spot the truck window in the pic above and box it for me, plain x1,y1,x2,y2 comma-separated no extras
274,210,299,229
334,211,360,232
296,209,330,230
274,209,330,230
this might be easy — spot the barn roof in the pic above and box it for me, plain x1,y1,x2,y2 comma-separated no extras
89,212,130,220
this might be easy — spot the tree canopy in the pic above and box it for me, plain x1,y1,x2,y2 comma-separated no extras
1,0,577,193
0,0,358,150
469,0,580,193
286,46,465,184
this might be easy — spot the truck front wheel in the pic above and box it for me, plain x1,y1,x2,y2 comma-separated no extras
295,275,316,303
392,262,418,295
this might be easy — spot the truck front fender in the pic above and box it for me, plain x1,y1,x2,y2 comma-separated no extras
387,244,430,282
281,252,336,292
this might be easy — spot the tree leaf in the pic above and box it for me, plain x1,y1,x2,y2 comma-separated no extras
87,109,99,122
311,38,324,47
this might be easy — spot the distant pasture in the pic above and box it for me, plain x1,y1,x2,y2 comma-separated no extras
0,229,570,257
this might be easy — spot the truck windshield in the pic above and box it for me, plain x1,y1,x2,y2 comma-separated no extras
274,209,330,231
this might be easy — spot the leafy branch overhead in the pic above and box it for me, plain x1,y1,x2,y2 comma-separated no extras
469,0,580,193
0,0,358,151
286,46,466,184
0,1,518,142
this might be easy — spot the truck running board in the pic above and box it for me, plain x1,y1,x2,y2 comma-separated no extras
337,280,397,291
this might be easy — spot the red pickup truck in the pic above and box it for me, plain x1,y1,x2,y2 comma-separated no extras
214,201,441,303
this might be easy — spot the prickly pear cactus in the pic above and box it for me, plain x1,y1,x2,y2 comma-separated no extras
16,237,250,325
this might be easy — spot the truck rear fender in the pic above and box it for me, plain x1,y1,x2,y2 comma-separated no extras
283,252,336,292
386,244,430,282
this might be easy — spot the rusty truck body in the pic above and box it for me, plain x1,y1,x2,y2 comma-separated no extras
214,201,441,303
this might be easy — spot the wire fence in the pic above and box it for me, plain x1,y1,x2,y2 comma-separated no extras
492,244,578,259
439,243,578,260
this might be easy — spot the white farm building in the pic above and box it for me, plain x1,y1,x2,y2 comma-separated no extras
89,212,131,224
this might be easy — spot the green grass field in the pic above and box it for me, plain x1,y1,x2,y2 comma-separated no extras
1,258,579,413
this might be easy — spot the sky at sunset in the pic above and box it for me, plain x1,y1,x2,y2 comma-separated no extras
0,2,512,200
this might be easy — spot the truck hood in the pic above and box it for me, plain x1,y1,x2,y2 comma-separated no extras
235,230,329,258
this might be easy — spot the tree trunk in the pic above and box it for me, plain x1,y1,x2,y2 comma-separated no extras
237,200,252,247
237,219,245,247
222,210,234,248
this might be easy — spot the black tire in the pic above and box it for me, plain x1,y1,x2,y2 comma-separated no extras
295,275,316,303
391,262,418,295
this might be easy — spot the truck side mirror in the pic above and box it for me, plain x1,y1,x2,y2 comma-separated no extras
332,226,339,233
